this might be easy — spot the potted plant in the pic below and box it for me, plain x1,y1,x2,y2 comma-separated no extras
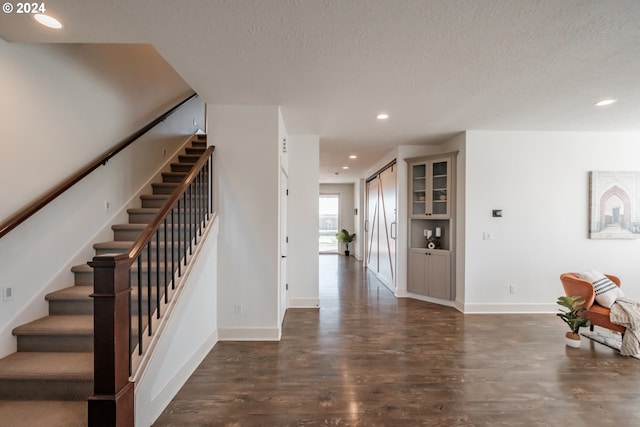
336,229,356,256
556,295,591,348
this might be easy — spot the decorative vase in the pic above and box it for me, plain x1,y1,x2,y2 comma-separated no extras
565,331,581,348
345,250,350,256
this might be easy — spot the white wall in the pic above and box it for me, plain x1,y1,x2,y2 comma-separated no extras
0,42,200,357
135,216,219,427
0,41,192,220
288,135,320,308
464,131,640,313
320,184,355,256
209,105,281,340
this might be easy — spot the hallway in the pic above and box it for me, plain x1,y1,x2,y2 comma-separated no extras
154,255,640,426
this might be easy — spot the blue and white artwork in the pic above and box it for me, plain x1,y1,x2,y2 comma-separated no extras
589,171,640,239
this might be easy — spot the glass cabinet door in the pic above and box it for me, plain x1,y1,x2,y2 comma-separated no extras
412,164,426,215
430,160,448,216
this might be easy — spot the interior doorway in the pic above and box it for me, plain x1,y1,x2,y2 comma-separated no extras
319,194,339,253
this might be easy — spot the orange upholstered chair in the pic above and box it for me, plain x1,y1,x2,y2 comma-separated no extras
560,273,625,334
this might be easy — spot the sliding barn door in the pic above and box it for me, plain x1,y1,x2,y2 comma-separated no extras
366,163,397,290
377,166,396,287
366,176,380,273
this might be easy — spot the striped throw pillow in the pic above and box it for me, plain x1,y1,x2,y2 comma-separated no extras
578,270,624,308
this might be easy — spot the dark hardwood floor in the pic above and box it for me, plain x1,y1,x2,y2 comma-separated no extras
154,255,640,426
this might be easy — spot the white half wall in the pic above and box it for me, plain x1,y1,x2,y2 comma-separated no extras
288,135,320,308
464,131,640,313
209,105,281,340
135,216,219,427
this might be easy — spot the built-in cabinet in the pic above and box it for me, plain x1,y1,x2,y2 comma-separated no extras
406,153,457,301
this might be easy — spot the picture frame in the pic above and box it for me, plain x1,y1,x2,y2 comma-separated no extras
589,171,640,239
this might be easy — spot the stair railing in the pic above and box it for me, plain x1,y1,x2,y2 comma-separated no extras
0,92,198,239
88,143,214,427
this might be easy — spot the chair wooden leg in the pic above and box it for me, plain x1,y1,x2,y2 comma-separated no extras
590,324,594,332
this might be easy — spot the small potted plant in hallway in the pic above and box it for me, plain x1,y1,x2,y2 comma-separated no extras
556,295,590,348
336,229,356,256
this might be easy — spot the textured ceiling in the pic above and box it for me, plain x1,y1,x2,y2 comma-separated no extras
2,0,639,182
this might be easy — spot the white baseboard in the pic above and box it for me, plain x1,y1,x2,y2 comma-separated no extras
462,302,556,314
403,292,457,308
218,327,281,341
288,298,320,308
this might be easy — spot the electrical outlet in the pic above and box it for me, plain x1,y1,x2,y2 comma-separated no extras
483,232,493,240
2,285,14,301
234,304,243,315
509,284,516,294
162,148,166,157
104,200,110,211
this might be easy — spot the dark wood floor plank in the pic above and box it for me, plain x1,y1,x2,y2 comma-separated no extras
154,255,640,426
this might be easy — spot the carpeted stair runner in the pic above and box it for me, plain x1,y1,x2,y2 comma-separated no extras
0,135,207,426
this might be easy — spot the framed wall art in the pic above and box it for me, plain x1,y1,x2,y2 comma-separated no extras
589,171,640,239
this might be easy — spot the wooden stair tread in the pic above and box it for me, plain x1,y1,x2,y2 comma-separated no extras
127,207,160,214
112,223,146,230
93,240,133,251
45,286,92,301
0,352,92,380
12,315,93,336
140,194,171,200
0,400,87,427
70,263,92,274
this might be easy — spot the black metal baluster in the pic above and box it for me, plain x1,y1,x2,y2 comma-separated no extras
190,183,195,250
183,193,188,264
137,255,143,356
171,205,176,288
209,154,213,215
128,267,132,375
164,217,168,302
192,181,198,246
199,168,203,234
177,198,182,277
147,242,152,337
156,230,160,319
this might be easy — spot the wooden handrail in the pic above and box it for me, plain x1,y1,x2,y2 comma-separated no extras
0,92,198,239
116,145,215,266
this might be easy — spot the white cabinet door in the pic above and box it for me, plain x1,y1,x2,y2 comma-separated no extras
408,249,451,300
427,251,451,300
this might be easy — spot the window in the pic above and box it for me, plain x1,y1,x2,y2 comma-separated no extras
319,194,339,253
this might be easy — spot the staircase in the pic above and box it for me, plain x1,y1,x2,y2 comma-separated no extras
0,135,207,427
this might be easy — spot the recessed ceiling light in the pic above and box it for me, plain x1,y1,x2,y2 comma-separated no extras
349,155,357,159
376,113,389,120
594,98,617,107
34,14,63,29
342,166,349,170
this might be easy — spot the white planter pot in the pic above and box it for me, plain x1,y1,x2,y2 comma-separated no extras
565,332,581,348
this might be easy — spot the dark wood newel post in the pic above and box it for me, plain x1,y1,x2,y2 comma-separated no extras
88,254,135,427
